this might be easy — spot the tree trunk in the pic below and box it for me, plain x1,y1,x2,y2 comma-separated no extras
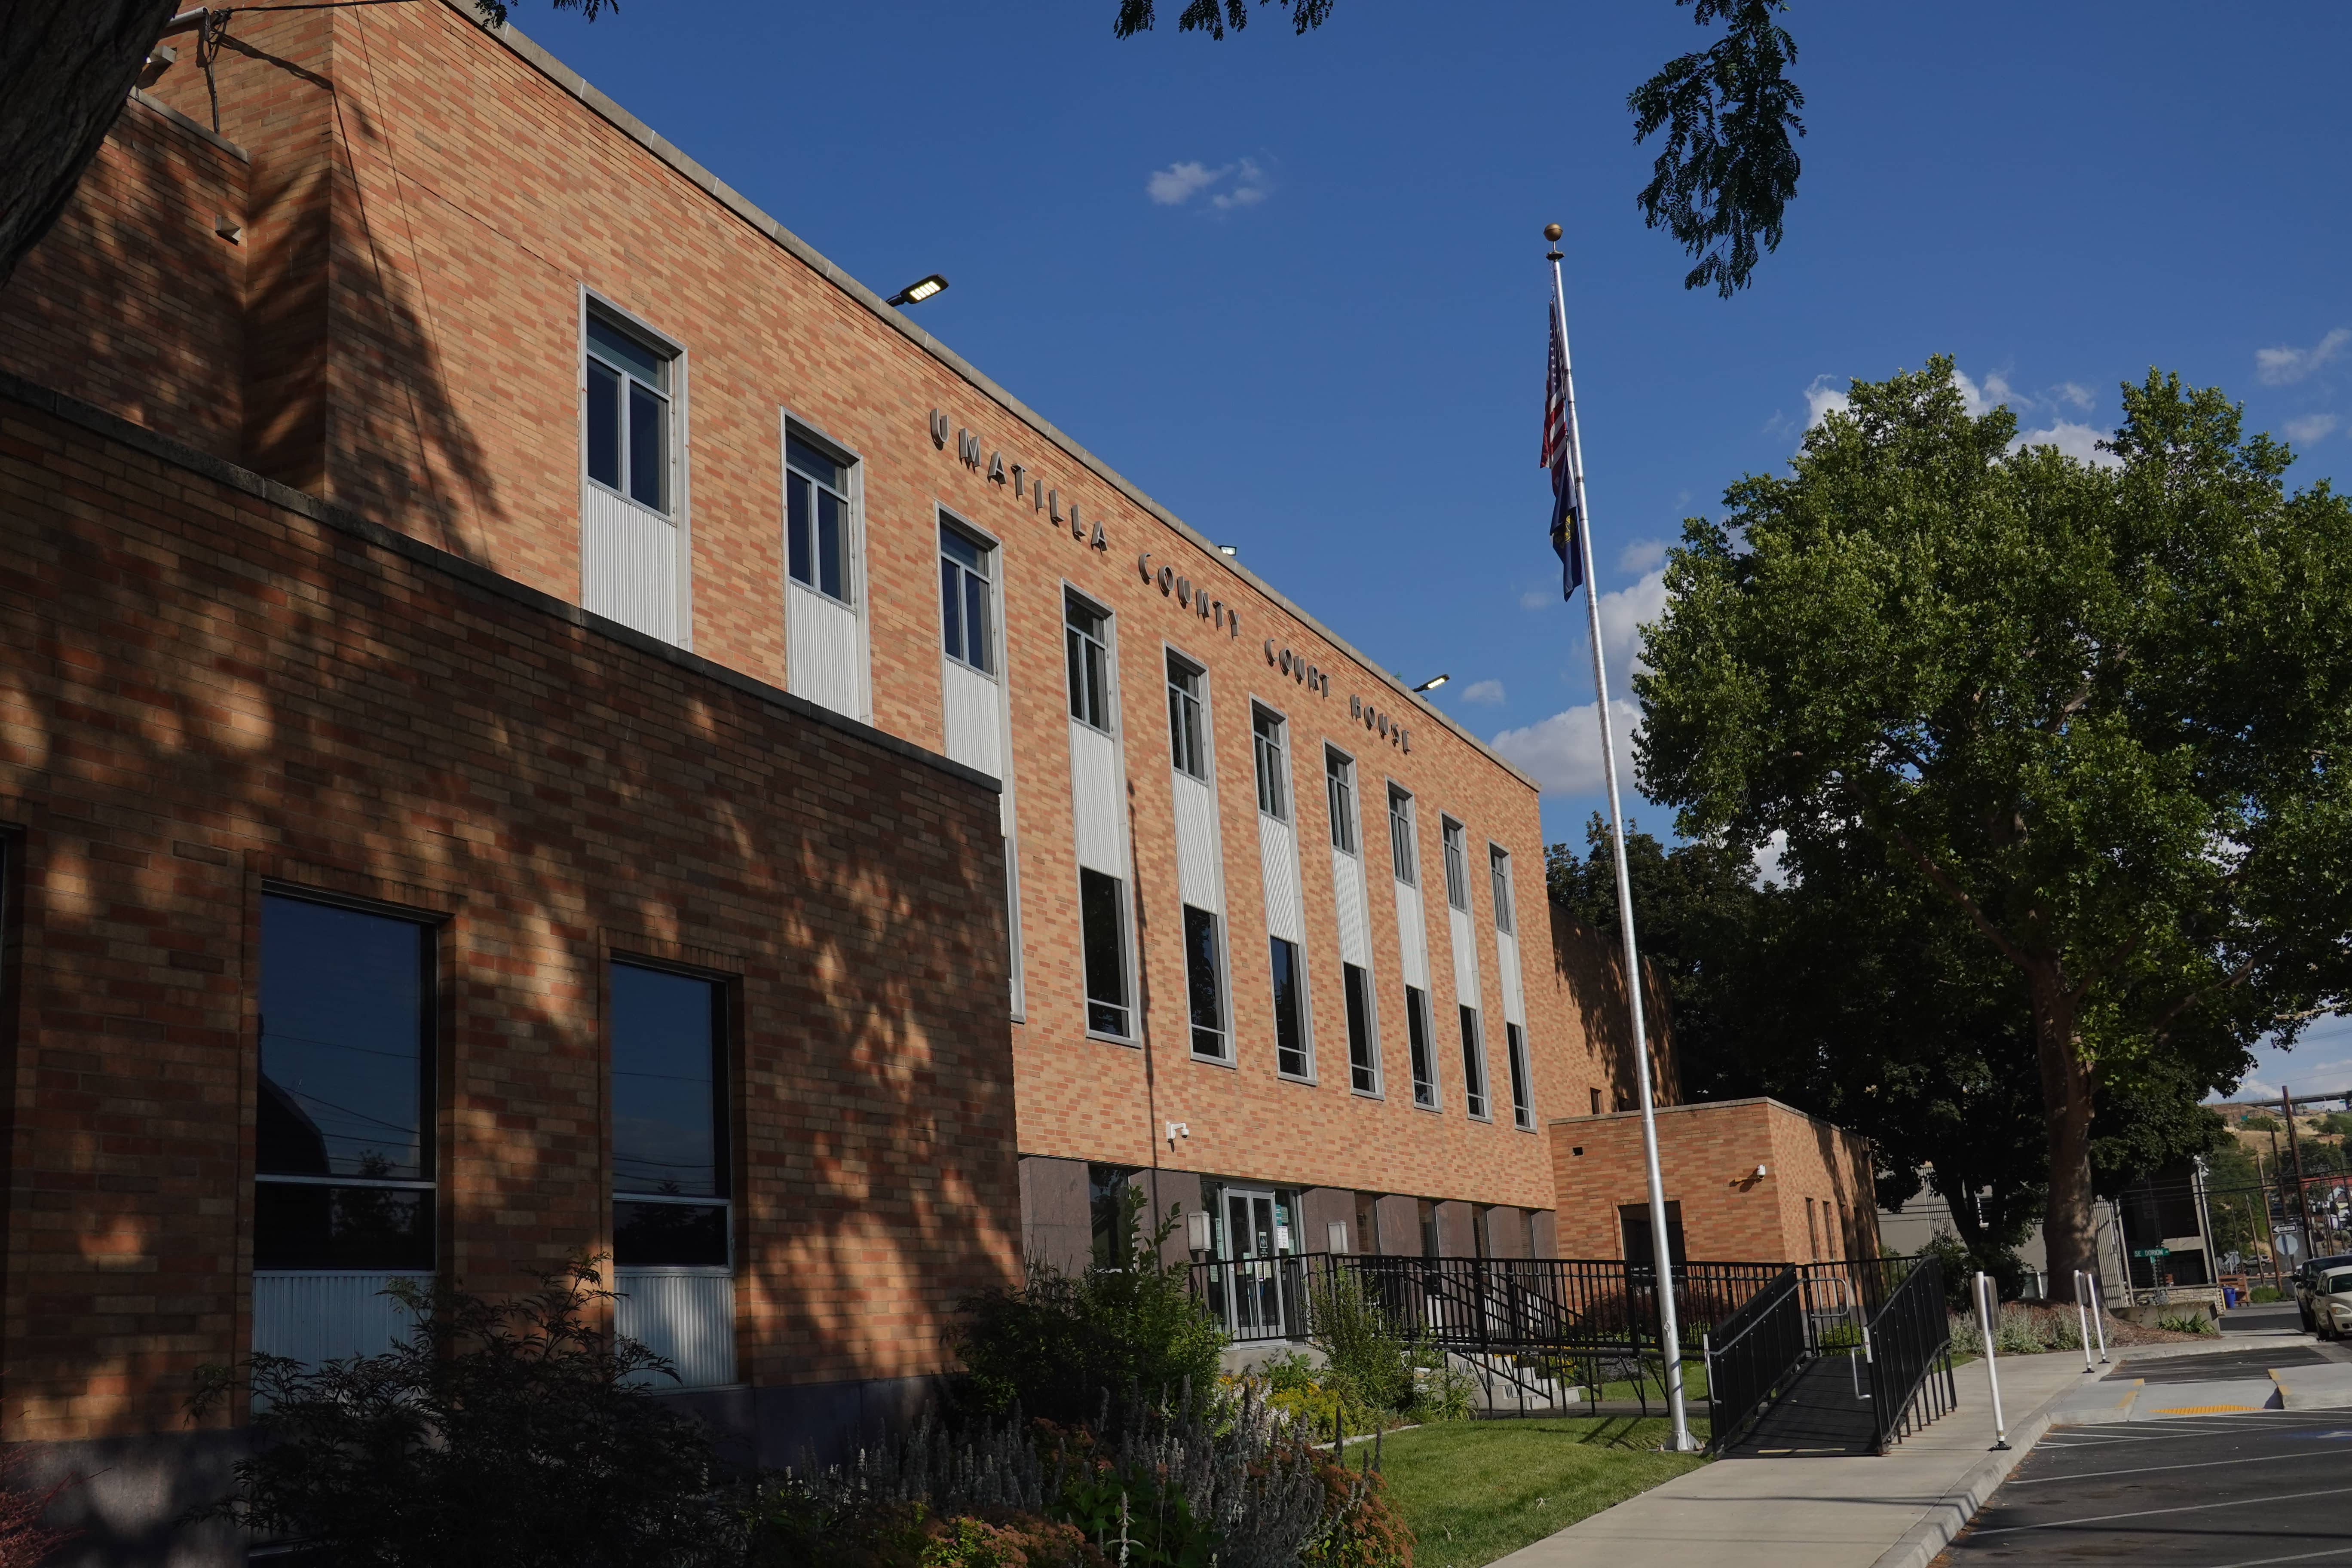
0,0,181,291
2029,965,2099,1305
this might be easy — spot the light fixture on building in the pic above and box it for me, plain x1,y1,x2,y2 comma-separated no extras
1187,1210,1214,1253
1218,544,1238,556
885,273,949,307
1753,1164,1769,1178
1413,673,1450,692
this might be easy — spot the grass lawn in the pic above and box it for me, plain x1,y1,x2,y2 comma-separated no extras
1375,1416,1710,1568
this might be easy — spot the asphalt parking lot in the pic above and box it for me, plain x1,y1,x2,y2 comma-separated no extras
1941,1409,2352,1565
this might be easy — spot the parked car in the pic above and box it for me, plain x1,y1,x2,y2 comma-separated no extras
2310,1265,2352,1340
2294,1252,2352,1332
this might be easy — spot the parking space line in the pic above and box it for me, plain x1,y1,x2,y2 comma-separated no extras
1969,1483,2352,1537
2005,1446,2351,1485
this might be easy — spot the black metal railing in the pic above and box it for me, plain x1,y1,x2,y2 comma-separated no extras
1701,1264,1804,1451
1863,1254,1955,1452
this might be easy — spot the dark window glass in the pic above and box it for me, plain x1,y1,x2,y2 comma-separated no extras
611,964,724,1198
1271,937,1308,1078
256,894,434,1270
1620,1201,1687,1270
1418,1198,1439,1259
1344,963,1376,1093
1507,1021,1533,1129
627,381,664,510
586,359,621,489
1406,985,1437,1109
1355,1193,1380,1256
259,897,430,1181
589,316,668,388
940,524,992,673
613,1201,729,1268
1325,751,1356,854
1080,869,1129,1036
611,962,728,1269
1253,707,1287,821
785,434,852,604
1183,905,1225,1059
1387,788,1416,885
1460,1004,1488,1119
1442,819,1470,911
1490,846,1515,934
1090,1164,1137,1268
1066,595,1111,729
1167,654,1206,780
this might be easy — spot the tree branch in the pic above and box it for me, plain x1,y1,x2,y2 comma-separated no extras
1887,827,2031,970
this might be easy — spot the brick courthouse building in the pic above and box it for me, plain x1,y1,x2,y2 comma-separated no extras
0,3,1669,1557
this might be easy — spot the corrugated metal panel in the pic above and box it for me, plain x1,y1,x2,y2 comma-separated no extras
1331,848,1371,967
615,1268,736,1389
1393,880,1430,990
1259,815,1300,943
253,1271,429,1366
941,659,1001,778
1449,905,1481,1008
582,487,678,643
787,586,862,718
1497,928,1527,1027
1069,721,1124,875
1172,772,1222,914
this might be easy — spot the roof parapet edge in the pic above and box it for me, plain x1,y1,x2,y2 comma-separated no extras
441,0,1538,796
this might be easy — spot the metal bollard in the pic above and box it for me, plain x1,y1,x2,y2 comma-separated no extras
2073,1274,2095,1372
1976,1270,2010,1451
2079,1270,2110,1364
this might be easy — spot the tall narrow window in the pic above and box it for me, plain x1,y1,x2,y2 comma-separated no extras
1066,594,1112,731
1167,652,1207,780
939,524,992,674
1506,1022,1533,1130
1270,936,1308,1078
1405,985,1438,1109
1489,845,1515,935
1442,818,1470,911
611,962,730,1268
1183,905,1226,1059
786,432,853,603
1344,964,1378,1094
1387,787,1417,885
1253,706,1289,821
1090,1164,1138,1268
1459,1004,1489,1119
586,315,670,513
1080,868,1131,1037
1324,749,1358,854
256,894,435,1270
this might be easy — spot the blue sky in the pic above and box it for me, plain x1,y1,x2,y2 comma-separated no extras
517,0,2351,1095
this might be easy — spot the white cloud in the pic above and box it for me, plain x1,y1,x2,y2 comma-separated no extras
2012,420,2120,468
1618,538,1669,573
2055,382,2096,411
1210,158,1269,208
1147,160,1225,205
2286,413,2339,445
1597,568,1668,676
1519,588,1554,611
1489,698,1642,797
1803,376,1850,429
1458,679,1506,706
1752,829,1788,888
2256,328,2350,386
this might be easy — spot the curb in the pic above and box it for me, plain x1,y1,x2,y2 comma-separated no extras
1864,1371,2094,1568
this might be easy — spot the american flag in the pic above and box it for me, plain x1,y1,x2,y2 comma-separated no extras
1543,300,1586,602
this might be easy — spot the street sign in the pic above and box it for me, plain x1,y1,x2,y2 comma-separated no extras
2132,1247,2171,1260
2277,1229,2305,1259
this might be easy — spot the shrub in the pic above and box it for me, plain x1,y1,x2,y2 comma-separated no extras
1304,1443,1412,1568
1305,1275,1415,1416
0,1450,77,1568
189,1260,726,1568
958,1205,1225,1427
2157,1312,2218,1336
2251,1285,2284,1303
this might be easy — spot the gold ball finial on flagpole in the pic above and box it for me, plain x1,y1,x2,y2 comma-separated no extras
1543,223,1562,242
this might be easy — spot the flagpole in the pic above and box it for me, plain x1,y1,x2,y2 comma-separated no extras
1545,221,1694,1453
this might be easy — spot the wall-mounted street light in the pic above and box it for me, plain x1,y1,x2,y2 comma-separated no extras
1218,544,1238,557
1413,673,1450,693
885,273,949,307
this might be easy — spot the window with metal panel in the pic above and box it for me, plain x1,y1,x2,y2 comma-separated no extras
610,962,730,1268
939,523,994,674
1325,748,1358,854
1387,786,1417,885
1167,652,1208,781
1066,592,1113,732
1490,844,1515,935
1442,817,1470,912
1253,705,1289,822
786,431,854,605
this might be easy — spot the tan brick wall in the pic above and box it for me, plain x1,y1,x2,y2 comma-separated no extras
4,2,1667,1229
0,384,1020,1444
1549,1099,1876,1263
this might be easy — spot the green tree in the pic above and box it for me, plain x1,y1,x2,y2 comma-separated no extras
1636,358,2352,1298
1114,0,1804,296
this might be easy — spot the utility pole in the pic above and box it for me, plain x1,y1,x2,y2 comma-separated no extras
2285,1086,2314,1267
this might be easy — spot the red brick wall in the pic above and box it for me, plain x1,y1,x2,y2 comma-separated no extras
4,2,1662,1224
0,382,1019,1445
1549,1099,1876,1263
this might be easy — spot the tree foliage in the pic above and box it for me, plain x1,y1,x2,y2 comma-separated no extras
1634,356,2352,1296
1113,0,1804,295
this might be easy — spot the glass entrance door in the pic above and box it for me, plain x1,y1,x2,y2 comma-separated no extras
1223,1188,1291,1339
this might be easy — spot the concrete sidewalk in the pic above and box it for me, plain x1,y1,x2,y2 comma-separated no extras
1488,1339,2263,1568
